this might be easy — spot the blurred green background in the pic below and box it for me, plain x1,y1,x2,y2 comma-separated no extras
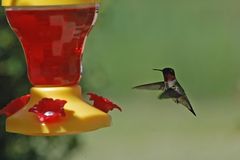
1,0,240,159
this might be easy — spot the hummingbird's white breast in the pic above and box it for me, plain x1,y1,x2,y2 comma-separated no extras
167,79,177,88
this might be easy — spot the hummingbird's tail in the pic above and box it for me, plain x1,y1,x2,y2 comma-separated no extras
178,96,196,117
188,107,196,117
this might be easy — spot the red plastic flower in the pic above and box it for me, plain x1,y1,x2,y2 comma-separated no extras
88,93,122,113
28,98,67,123
0,94,30,117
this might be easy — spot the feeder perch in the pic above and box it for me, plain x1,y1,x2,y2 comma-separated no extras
1,0,113,136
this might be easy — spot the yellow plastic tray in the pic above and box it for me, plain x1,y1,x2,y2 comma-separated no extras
6,85,111,136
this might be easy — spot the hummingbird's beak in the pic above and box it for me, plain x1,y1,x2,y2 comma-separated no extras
153,69,163,72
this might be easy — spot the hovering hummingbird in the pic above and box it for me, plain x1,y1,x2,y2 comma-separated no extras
133,67,196,116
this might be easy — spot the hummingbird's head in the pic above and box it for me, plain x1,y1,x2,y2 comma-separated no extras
153,67,176,81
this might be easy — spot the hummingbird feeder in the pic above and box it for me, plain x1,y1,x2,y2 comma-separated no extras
0,0,121,136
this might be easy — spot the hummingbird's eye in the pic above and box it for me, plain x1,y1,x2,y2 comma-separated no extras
170,69,174,74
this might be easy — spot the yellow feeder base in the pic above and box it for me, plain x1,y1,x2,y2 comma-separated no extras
6,85,111,136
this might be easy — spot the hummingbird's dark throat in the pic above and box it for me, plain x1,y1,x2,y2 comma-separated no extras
164,74,176,82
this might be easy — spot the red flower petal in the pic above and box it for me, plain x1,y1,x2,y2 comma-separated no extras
0,94,30,117
29,98,67,123
88,93,122,113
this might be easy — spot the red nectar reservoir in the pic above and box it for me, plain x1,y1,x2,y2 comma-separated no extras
7,6,96,86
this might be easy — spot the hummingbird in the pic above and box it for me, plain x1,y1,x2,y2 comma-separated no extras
133,67,196,116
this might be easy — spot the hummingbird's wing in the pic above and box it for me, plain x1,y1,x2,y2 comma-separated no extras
133,81,165,90
177,96,196,116
158,88,182,99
